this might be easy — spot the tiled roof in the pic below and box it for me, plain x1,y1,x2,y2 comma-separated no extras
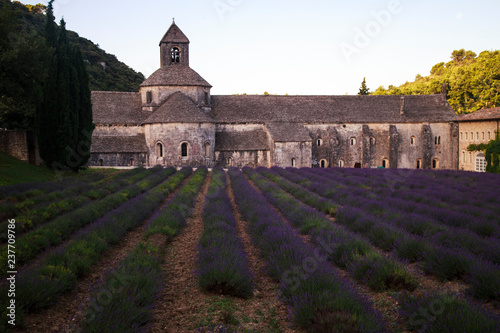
160,22,189,44
210,94,458,123
140,66,211,87
458,107,500,121
91,135,148,153
91,92,148,125
215,130,269,151
266,122,312,142
143,92,214,124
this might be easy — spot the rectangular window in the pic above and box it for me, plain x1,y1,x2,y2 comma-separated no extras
482,132,485,140
460,132,463,140
466,132,468,140
146,91,152,104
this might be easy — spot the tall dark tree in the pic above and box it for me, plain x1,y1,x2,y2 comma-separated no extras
358,77,370,95
36,1,93,171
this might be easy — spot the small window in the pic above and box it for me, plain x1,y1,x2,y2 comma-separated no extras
469,152,473,164
129,158,134,166
432,158,439,169
204,92,210,105
410,136,416,145
466,132,468,140
382,159,389,168
291,158,296,167
320,159,327,168
460,132,463,140
339,160,344,168
181,142,188,157
462,151,466,162
350,137,357,145
227,157,232,166
171,47,180,63
470,132,473,141
205,142,210,157
482,132,485,140
157,143,163,158
435,136,441,145
370,137,376,145
98,159,103,166
146,91,152,104
317,138,323,146
438,136,441,145
416,159,422,169
476,132,479,141
488,132,491,140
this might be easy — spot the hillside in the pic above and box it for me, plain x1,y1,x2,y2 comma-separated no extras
0,0,145,130
372,49,500,114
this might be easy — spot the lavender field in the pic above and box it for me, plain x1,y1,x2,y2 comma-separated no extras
0,166,499,332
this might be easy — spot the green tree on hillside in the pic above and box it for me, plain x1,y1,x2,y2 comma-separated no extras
358,77,370,95
373,49,500,113
36,1,93,171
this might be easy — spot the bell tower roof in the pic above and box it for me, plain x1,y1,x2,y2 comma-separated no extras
160,20,190,45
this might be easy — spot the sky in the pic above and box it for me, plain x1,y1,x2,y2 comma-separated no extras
20,0,500,95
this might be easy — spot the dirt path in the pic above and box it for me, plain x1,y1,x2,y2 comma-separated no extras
13,174,193,333
150,172,212,332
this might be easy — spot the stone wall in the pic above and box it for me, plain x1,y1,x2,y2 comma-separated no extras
145,122,215,168
273,142,312,168
140,85,210,111
0,130,40,165
305,122,457,170
89,153,148,167
215,150,270,168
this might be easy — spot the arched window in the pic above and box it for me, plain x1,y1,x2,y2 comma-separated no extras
291,158,296,167
416,159,422,169
476,152,486,172
469,152,473,164
338,160,344,168
482,132,485,140
227,157,232,166
460,132,463,140
370,137,376,145
157,143,163,158
350,137,357,145
462,151,466,163
476,132,479,141
146,91,152,104
410,136,416,145
488,132,491,140
320,159,327,168
317,138,323,147
129,158,134,166
382,159,389,168
98,159,103,166
204,142,210,157
470,132,473,141
438,136,441,144
171,47,180,63
466,132,468,140
181,142,188,157
432,158,439,169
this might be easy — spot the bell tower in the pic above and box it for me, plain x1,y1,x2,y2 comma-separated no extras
160,19,189,67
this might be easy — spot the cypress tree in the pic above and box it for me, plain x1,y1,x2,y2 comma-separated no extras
36,0,94,172
358,77,370,95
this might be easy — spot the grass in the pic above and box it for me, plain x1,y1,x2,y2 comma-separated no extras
0,152,58,186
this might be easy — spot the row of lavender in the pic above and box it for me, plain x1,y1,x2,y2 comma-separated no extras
0,167,153,242
253,167,499,331
0,167,192,330
0,166,173,275
319,167,499,234
248,168,417,292
274,167,500,302
80,167,208,332
196,167,254,297
229,167,386,332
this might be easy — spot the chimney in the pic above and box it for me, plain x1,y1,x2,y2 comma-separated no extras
441,82,448,102
400,96,405,115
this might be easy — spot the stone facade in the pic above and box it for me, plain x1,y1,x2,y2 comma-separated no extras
89,22,461,171
457,107,500,172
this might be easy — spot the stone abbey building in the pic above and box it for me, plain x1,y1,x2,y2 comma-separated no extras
90,22,459,170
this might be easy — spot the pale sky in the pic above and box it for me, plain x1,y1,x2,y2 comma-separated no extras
21,0,500,95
